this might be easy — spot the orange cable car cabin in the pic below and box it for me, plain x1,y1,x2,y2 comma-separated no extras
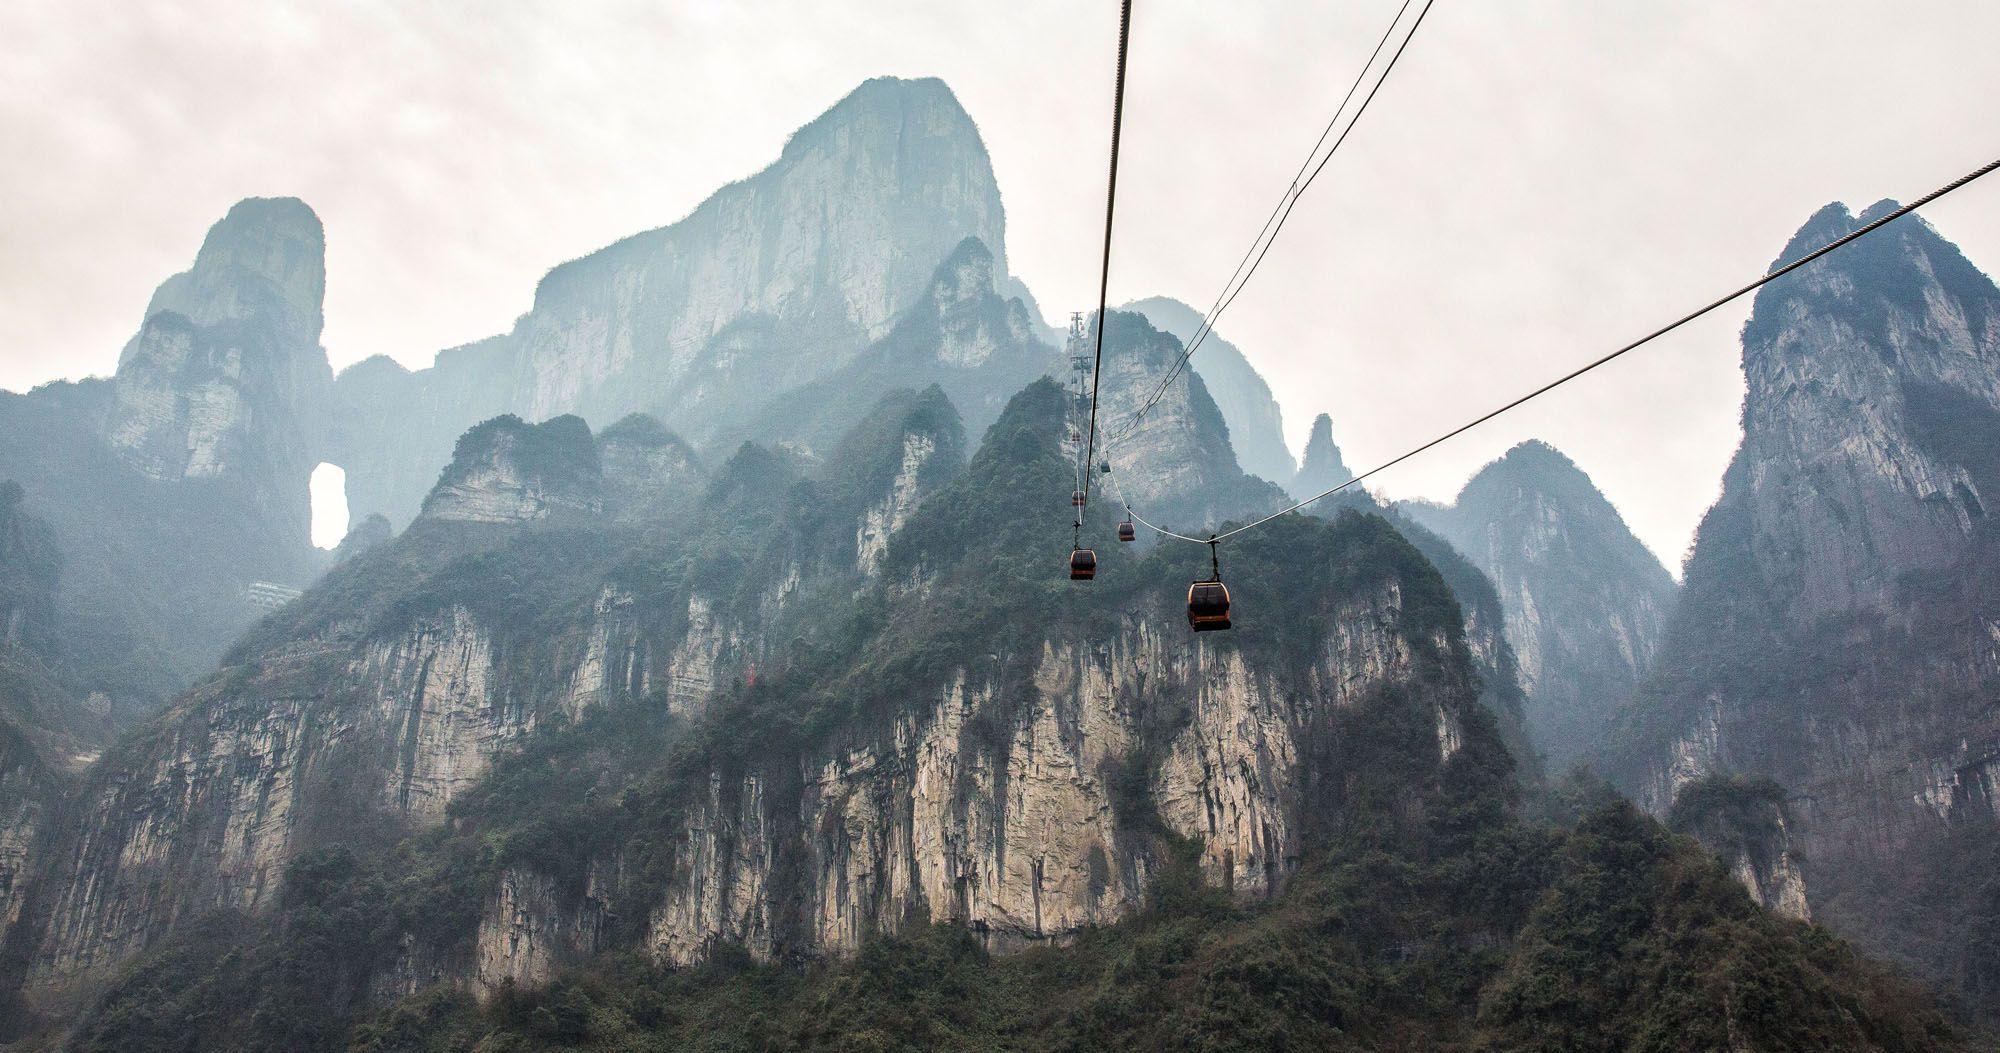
1187,579,1231,631
1070,548,1097,580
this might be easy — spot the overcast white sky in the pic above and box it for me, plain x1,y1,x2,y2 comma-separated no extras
4,0,1998,566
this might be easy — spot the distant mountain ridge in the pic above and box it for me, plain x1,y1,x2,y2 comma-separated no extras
0,75,1981,1049
330,76,1016,527
1401,440,1675,768
1121,296,1296,486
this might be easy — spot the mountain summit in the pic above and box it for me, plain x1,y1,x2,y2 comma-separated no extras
1607,202,2000,1012
330,77,1012,526
1402,440,1674,766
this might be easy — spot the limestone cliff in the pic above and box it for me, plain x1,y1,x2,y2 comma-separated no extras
740,237,1052,454
0,201,331,714
1604,202,2000,1014
1666,774,1811,922
1089,310,1286,530
103,197,332,541
419,415,602,525
3,378,1512,1037
1400,441,1675,767
1,388,969,1010
1122,296,1295,486
330,77,1014,526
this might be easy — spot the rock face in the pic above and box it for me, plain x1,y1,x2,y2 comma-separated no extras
595,415,702,525
419,415,602,525
1400,441,1675,767
0,201,331,716
0,484,109,950
1122,296,1295,485
740,237,1052,453
330,77,1014,526
1666,775,1811,922
2,379,1509,1032
103,197,332,540
1088,310,1286,529
1603,202,2000,1013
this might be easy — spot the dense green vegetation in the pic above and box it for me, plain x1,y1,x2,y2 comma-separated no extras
48,379,1979,1050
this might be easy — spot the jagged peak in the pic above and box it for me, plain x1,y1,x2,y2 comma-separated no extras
1457,439,1618,511
781,76,980,160
535,76,996,311
1769,200,1856,271
142,196,325,335
1748,198,1998,357
1293,413,1353,494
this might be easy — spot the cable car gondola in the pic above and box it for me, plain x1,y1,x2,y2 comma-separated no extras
1072,490,1087,507
1187,540,1231,630
1070,548,1097,580
1118,518,1136,542
1187,580,1230,630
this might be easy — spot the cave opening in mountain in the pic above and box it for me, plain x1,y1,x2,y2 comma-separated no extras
309,462,349,549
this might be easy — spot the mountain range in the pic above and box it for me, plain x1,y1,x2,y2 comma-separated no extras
0,75,1990,1048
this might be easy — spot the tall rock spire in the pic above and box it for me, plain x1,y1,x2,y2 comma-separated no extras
1290,413,1352,499
331,77,1014,526
102,197,333,539
1605,202,2000,1005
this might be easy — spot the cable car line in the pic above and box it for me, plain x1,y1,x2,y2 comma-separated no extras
1111,0,1438,446
1119,154,2000,551
1122,0,1418,438
1075,0,1134,534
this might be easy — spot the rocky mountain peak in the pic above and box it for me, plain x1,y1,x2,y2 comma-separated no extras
1461,440,1614,514
101,197,333,545
1091,310,1283,526
1122,296,1296,486
1728,200,1999,621
1291,413,1352,498
137,196,325,341
1401,439,1673,767
500,76,1010,430
420,414,603,524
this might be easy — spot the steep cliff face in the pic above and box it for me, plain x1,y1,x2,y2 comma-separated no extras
741,238,1051,454
330,77,1013,526
3,387,970,1010
1605,202,2000,1012
595,415,701,525
0,201,331,715
0,484,109,950
419,415,602,525
1089,310,1286,529
103,197,332,541
1122,296,1295,486
446,381,1503,985
1291,412,1352,499
1666,775,1811,922
1400,441,1675,766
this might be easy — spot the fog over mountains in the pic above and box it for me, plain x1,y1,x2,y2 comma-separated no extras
0,75,1992,1047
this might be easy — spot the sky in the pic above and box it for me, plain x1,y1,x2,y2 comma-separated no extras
4,1,1998,562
